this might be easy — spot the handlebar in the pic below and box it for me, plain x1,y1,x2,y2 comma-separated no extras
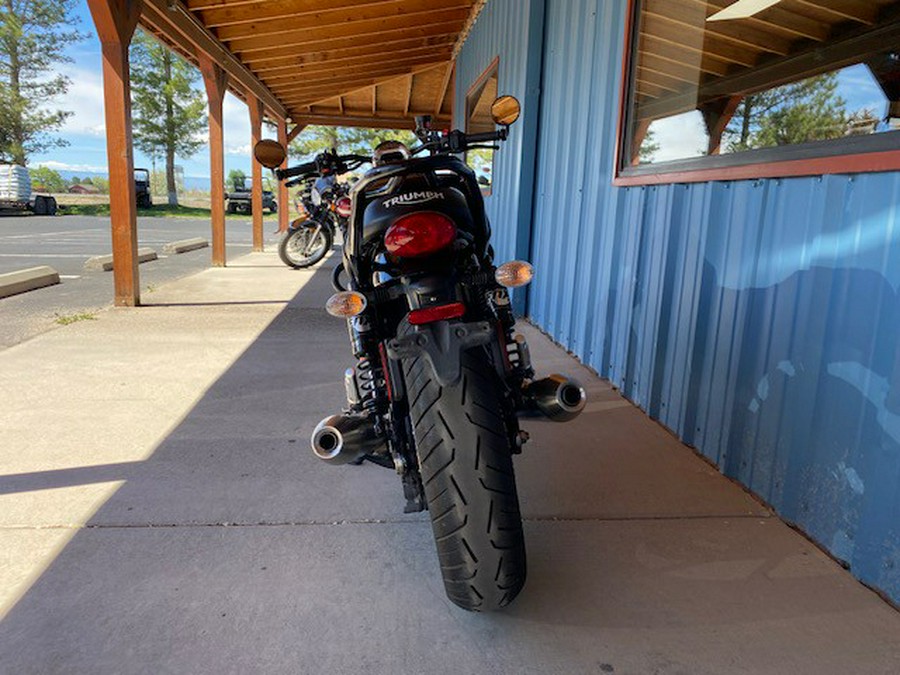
274,152,371,182
465,129,508,144
275,160,317,180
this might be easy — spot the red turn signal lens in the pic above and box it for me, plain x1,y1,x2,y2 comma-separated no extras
408,302,466,325
335,196,352,218
384,212,456,258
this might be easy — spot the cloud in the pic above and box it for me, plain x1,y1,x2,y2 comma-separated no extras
646,111,708,163
55,65,107,137
34,160,108,173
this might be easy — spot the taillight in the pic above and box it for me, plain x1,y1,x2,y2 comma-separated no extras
384,212,456,258
408,302,466,325
335,196,352,218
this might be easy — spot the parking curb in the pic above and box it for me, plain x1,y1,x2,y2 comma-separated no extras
162,237,209,254
0,266,61,299
84,248,158,272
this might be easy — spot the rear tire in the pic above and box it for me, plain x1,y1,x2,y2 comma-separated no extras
402,337,526,611
278,221,332,268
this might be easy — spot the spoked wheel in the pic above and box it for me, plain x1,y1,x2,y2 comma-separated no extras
278,220,333,268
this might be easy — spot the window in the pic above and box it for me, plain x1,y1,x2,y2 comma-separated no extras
466,58,499,194
617,0,900,184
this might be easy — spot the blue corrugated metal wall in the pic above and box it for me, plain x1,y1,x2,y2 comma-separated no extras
456,0,900,604
453,0,545,312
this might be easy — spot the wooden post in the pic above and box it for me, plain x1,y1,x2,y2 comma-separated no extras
277,118,290,234
630,118,652,166
87,0,142,307
247,93,264,252
199,53,227,266
700,96,742,156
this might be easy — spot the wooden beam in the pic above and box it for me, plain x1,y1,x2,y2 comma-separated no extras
287,124,304,144
630,118,652,166
682,0,832,42
288,112,449,130
248,92,264,252
199,52,227,267
452,0,487,59
240,26,460,66
225,8,469,54
404,73,413,115
214,0,470,41
140,0,285,119
700,95,742,155
638,16,900,121
435,61,454,116
87,0,142,307
791,0,880,26
283,63,447,108
252,39,456,75
261,55,447,87
196,0,440,28
277,119,290,234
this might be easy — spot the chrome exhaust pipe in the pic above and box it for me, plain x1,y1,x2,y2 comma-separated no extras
311,413,386,465
523,374,587,422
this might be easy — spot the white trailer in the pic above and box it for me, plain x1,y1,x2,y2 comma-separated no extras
0,164,57,215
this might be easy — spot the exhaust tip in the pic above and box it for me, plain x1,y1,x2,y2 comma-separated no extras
558,382,586,412
524,374,587,422
312,425,343,461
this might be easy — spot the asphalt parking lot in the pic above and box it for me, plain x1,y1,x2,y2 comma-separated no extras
0,213,281,348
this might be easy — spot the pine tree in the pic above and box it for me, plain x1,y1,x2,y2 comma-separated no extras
0,0,85,164
725,74,847,152
289,125,415,159
130,30,206,206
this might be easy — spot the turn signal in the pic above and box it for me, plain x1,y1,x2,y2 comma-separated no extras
495,261,534,287
326,291,367,318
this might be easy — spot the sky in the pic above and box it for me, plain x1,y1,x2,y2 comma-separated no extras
29,1,273,182
28,2,896,175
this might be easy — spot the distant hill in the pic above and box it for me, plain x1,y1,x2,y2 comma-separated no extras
54,169,211,192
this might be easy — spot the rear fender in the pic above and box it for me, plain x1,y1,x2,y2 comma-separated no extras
386,321,493,387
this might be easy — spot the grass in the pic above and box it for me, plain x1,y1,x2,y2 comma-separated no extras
58,203,253,219
55,312,97,325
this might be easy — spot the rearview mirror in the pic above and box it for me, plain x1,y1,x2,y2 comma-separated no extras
491,95,520,127
254,139,286,169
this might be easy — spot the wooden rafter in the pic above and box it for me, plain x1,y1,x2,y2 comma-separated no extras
435,61,455,116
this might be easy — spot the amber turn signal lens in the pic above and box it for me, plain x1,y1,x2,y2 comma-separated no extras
325,291,367,318
495,261,534,288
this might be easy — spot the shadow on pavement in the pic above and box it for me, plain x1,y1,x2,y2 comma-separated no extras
2,257,900,674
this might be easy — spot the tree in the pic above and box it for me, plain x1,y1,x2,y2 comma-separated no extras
289,125,416,160
227,168,247,191
130,30,206,206
0,0,86,165
638,128,660,164
28,165,65,192
725,74,847,152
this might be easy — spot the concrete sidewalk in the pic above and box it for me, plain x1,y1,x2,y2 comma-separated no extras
1,250,899,674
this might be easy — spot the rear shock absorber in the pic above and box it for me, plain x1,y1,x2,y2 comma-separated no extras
345,314,388,415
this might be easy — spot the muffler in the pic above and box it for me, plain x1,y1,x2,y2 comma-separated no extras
522,374,587,422
311,413,386,465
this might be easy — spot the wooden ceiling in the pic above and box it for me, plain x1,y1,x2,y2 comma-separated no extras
635,0,900,121
167,0,487,129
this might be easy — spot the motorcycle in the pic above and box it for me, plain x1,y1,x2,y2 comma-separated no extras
254,95,586,611
278,149,368,269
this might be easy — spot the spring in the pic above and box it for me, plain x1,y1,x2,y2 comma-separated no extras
355,356,384,413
